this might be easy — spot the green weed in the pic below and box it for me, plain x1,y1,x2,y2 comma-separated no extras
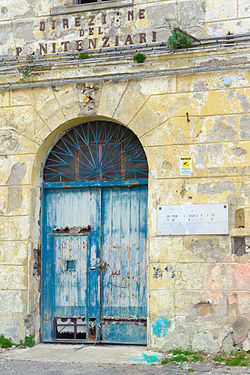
21,66,33,78
225,358,243,366
0,84,12,96
212,351,249,367
133,53,146,63
40,67,51,71
0,335,15,348
168,30,192,51
162,349,249,368
162,348,203,365
78,53,89,60
19,335,35,348
171,349,194,356
190,355,203,362
0,65,33,96
171,355,189,363
0,334,35,349
161,354,189,364
161,358,170,364
213,356,225,362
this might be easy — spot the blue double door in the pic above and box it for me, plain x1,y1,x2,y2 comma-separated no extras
42,184,148,344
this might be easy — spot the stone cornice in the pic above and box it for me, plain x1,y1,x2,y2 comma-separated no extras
0,43,250,90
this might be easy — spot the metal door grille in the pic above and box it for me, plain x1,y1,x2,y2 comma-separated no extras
44,121,148,183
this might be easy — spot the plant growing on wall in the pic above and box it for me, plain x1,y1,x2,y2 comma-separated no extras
78,53,89,60
19,66,33,82
0,84,12,96
168,30,192,51
133,53,146,63
0,65,33,96
18,335,35,348
0,334,35,348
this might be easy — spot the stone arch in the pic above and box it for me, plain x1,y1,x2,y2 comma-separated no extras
28,81,157,341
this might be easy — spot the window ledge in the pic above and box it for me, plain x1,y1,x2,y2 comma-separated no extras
51,0,133,15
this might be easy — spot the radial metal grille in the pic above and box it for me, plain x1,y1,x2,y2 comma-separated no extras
43,121,148,183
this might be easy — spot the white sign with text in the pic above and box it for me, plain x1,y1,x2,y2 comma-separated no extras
157,204,228,235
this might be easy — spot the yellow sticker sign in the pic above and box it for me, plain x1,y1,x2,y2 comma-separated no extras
182,160,190,168
180,157,192,175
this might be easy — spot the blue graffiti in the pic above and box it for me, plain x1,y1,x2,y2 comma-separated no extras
152,318,171,337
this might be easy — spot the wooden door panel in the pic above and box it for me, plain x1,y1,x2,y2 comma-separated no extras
100,185,147,344
42,184,147,344
42,187,101,342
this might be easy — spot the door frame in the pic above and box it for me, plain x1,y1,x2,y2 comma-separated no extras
41,178,148,343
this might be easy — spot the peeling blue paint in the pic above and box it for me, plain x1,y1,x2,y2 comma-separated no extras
42,184,148,344
152,318,171,337
143,354,161,364
126,354,161,365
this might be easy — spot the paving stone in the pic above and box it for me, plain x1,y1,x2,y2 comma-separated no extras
0,359,249,375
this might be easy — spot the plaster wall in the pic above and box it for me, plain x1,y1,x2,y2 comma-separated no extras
0,67,249,350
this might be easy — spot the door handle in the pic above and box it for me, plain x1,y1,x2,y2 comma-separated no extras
89,267,96,270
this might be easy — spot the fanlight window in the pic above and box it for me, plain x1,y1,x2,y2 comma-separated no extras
43,121,148,183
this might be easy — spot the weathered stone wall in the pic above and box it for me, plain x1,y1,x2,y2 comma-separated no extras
0,0,249,353
0,65,249,350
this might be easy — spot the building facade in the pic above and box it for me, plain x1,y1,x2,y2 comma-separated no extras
0,0,249,352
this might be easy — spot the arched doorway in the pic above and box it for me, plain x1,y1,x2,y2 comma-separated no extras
41,120,148,344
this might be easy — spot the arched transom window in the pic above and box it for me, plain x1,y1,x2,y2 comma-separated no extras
43,121,148,183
